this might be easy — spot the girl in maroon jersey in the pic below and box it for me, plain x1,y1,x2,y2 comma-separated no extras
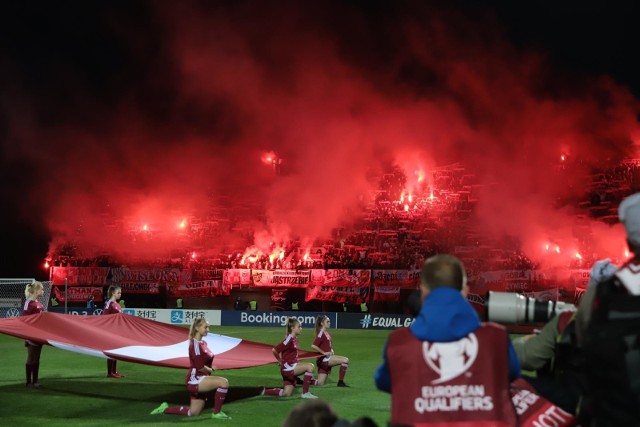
150,318,230,420
102,285,125,378
263,317,318,399
312,315,350,387
23,281,45,388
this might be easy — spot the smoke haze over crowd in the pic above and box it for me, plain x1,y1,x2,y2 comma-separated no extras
2,1,639,277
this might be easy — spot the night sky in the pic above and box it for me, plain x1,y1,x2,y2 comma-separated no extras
1,0,640,279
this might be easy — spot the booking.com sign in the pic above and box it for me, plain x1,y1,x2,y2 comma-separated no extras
221,311,337,327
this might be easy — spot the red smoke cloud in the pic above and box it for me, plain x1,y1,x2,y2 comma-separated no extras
3,2,639,266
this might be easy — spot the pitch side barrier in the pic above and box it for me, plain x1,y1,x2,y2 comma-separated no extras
47,307,223,326
221,311,415,330
45,308,415,330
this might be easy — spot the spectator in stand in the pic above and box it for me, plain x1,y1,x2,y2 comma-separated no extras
263,317,318,399
102,285,125,378
86,295,95,309
311,315,350,387
23,281,45,388
375,254,520,426
150,318,230,419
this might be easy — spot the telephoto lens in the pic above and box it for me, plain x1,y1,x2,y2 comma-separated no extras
486,291,576,324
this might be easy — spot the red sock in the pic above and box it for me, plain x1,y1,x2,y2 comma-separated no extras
339,363,349,381
164,406,191,416
303,372,313,393
263,388,283,396
213,387,228,414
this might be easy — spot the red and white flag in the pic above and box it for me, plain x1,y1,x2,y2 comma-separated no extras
0,312,319,370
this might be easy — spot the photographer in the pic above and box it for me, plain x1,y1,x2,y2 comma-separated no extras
512,259,617,415
577,193,640,425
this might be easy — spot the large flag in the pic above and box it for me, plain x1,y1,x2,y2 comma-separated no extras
0,312,319,370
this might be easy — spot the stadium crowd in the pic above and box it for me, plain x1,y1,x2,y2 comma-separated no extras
46,158,640,276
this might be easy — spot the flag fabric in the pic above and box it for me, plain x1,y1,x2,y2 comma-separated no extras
0,312,319,370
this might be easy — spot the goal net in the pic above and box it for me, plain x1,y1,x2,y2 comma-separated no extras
0,279,53,318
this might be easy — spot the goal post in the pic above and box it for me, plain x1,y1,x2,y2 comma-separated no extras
0,279,53,318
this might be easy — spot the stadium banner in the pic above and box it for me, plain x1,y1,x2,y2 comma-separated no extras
372,269,420,289
53,286,103,302
564,269,591,290
120,283,160,294
373,286,401,302
221,310,336,328
223,269,252,286
109,267,191,285
271,288,288,310
50,267,110,286
474,270,543,293
305,269,371,304
336,312,415,330
48,307,223,325
192,269,224,280
251,269,311,288
167,281,212,298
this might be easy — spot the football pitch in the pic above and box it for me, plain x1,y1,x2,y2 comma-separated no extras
0,326,393,426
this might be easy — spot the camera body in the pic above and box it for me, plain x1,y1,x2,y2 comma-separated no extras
486,291,576,324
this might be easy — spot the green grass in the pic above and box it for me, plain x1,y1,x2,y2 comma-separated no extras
0,327,392,427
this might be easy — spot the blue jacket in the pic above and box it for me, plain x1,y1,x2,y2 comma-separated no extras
374,287,521,392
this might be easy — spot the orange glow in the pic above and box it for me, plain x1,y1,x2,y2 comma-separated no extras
575,253,582,259
625,249,630,258
191,251,197,259
179,219,186,229
44,261,49,269
561,155,565,161
404,204,409,212
555,246,561,254
544,243,550,251
142,224,149,231
408,194,413,203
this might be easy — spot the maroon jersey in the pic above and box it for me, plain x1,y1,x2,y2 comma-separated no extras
313,329,333,353
313,329,333,366
22,299,44,316
274,334,299,369
102,300,122,315
186,339,214,384
386,323,517,427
